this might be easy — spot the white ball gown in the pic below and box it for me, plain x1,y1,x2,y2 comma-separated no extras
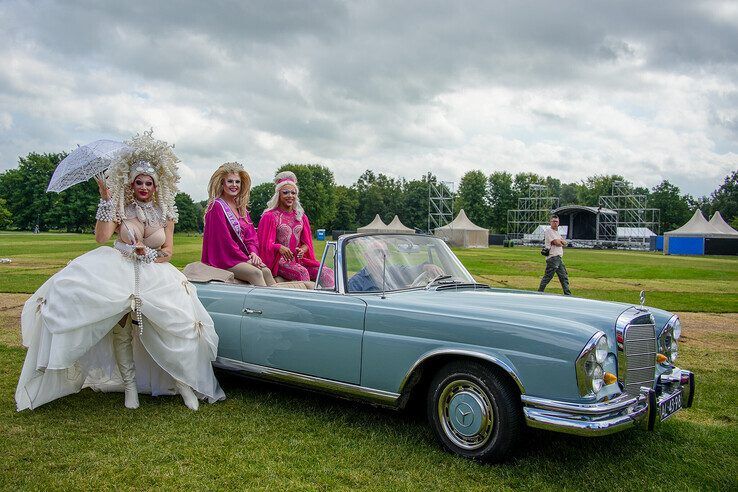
15,240,226,411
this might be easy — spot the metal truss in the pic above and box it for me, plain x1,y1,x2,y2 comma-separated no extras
506,184,559,240
428,174,455,231
598,181,660,245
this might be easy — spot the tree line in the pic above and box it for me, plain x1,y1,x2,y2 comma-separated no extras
1,151,736,234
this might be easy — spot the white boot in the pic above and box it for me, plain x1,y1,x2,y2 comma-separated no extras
112,323,139,409
175,380,199,411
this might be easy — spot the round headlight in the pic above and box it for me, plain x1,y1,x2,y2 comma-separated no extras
595,336,608,364
670,339,678,362
592,365,604,392
672,318,681,340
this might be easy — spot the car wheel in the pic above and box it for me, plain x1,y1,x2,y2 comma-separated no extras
427,360,523,463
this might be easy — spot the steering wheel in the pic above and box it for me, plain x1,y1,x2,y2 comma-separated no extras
410,270,432,288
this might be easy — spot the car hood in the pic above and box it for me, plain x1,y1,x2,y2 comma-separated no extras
370,287,639,345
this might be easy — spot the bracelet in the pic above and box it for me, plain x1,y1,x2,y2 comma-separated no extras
95,199,116,222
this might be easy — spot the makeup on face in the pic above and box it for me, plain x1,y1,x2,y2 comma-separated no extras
223,173,241,196
279,185,297,209
133,174,155,201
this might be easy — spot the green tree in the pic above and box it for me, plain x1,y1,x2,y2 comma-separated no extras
354,170,403,226
544,176,562,199
401,174,448,231
0,198,11,229
559,183,582,205
649,180,691,232
577,175,630,206
455,170,489,228
330,185,359,231
0,151,107,232
512,172,546,198
277,164,337,230
710,170,738,223
249,182,274,227
174,192,200,232
487,171,515,233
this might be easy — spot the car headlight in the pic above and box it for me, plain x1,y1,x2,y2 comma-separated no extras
576,332,610,396
595,336,608,364
672,317,681,340
659,315,680,364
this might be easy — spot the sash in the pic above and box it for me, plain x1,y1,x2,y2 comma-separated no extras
216,198,250,251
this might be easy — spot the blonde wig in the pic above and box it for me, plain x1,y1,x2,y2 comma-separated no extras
106,130,180,223
205,162,252,217
264,171,304,219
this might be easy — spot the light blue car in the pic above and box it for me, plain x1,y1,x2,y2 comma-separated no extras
191,233,694,462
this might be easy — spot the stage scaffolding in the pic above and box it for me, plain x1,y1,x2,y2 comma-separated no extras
505,181,660,250
506,184,559,240
427,173,454,232
597,181,660,245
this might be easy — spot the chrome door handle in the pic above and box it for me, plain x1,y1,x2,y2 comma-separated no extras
242,308,262,315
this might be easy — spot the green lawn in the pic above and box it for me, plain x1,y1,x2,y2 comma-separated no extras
2,232,737,312
0,232,737,490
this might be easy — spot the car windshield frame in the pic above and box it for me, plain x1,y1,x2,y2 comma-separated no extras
340,233,475,294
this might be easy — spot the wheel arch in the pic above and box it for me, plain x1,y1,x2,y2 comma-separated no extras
397,349,525,410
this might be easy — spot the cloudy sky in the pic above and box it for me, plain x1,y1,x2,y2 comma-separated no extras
1,0,736,201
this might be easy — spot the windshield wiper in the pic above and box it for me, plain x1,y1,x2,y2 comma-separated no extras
425,274,453,289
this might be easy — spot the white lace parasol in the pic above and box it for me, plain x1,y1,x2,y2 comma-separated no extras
47,139,131,193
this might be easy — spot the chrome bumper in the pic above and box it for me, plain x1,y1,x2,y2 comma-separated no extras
522,369,694,436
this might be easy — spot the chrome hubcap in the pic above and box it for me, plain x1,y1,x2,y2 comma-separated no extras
438,379,494,450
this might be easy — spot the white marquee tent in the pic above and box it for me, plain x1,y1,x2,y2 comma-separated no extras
708,211,738,235
433,209,488,248
357,214,388,233
385,215,414,234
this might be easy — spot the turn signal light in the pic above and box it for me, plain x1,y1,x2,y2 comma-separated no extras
656,353,668,364
603,372,617,385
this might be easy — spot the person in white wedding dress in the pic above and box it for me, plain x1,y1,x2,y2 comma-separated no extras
15,131,225,411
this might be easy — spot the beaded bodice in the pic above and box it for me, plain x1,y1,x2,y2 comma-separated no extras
274,210,302,249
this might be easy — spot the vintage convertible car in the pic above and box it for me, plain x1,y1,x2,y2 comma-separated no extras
188,233,694,462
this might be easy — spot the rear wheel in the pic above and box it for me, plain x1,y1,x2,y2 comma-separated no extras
427,360,523,463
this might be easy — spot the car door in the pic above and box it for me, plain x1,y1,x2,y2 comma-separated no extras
240,287,367,384
196,282,255,361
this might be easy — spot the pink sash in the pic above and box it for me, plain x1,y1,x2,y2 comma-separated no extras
216,198,250,251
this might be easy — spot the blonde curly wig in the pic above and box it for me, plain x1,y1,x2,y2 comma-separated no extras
205,162,252,217
106,130,180,223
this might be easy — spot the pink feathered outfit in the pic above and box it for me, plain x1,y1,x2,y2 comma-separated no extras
202,200,259,269
257,208,334,287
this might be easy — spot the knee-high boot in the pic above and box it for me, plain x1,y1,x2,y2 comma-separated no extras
112,323,139,409
175,380,199,411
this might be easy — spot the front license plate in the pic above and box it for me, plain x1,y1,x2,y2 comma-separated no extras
659,390,683,421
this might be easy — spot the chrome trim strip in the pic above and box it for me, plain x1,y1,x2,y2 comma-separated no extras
315,241,337,291
523,405,647,437
521,393,645,415
523,367,695,436
398,348,525,394
213,357,400,407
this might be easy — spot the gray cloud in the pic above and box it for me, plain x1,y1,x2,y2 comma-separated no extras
1,0,736,201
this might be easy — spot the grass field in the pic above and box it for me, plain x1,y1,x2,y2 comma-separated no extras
0,232,737,490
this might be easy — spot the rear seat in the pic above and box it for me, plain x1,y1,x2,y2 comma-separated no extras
183,262,315,290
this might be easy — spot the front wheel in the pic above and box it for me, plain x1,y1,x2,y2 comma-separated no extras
427,361,523,463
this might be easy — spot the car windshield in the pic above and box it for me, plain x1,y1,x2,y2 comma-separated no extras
344,235,475,293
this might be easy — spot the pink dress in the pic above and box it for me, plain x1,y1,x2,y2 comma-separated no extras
202,200,259,269
257,208,334,287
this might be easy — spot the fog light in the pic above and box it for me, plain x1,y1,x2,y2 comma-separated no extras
603,372,617,385
657,353,668,364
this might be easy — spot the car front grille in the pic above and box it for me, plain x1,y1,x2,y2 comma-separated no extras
622,322,657,395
